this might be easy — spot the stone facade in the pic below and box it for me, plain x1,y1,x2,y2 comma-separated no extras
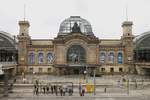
17,16,134,75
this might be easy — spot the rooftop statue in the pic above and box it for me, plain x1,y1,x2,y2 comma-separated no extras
72,22,81,33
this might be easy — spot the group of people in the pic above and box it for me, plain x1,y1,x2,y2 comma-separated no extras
33,80,73,96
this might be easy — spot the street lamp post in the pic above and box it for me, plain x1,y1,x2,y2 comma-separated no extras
32,71,35,83
93,69,96,95
84,70,87,82
127,78,130,95
84,65,88,83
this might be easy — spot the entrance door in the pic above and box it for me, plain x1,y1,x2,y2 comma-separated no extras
73,69,79,74
66,67,84,75
73,66,85,75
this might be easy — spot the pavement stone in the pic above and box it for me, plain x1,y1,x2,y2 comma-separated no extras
1,74,150,99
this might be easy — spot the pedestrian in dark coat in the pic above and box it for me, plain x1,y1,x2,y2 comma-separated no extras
43,86,46,94
82,88,85,96
51,85,54,94
68,87,72,96
34,84,36,94
60,86,63,96
55,85,58,96
36,87,39,95
46,86,49,94
79,84,82,96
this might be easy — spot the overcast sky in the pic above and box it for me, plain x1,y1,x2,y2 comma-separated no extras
0,0,150,39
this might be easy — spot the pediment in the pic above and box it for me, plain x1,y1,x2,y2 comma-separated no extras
53,32,99,44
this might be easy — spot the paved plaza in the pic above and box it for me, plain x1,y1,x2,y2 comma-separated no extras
1,94,150,100
1,75,150,100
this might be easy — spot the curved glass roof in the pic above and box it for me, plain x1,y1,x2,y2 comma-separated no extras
0,31,17,50
134,31,150,49
58,16,94,36
134,31,150,42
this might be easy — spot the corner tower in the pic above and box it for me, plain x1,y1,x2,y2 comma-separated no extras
17,20,30,73
121,21,134,65
19,21,30,35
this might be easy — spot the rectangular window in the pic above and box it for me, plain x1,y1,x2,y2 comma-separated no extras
101,68,105,72
119,68,123,72
110,68,114,72
39,68,42,73
48,68,51,73
29,68,33,73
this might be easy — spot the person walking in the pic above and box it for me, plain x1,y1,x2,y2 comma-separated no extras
34,84,37,95
79,83,82,96
81,87,85,96
55,85,58,96
60,86,63,96
36,86,39,95
43,86,46,94
46,85,49,94
54,85,58,96
63,85,66,96
39,83,42,94
51,85,54,94
68,86,72,96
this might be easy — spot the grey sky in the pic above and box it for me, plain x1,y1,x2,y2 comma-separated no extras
0,0,150,39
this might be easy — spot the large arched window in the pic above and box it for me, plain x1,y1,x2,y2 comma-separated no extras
28,53,35,64
108,52,114,63
118,52,123,64
47,52,54,64
67,45,85,63
99,52,105,64
38,52,44,64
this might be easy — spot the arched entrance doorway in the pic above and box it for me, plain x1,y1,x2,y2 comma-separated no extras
67,45,86,63
66,45,86,74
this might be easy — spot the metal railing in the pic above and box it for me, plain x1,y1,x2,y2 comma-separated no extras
0,61,17,65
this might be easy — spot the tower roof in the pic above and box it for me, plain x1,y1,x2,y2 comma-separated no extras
122,21,133,27
19,21,30,27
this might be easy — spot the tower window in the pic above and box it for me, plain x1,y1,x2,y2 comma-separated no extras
21,33,25,36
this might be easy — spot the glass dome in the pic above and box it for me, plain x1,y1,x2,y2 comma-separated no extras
58,16,94,36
